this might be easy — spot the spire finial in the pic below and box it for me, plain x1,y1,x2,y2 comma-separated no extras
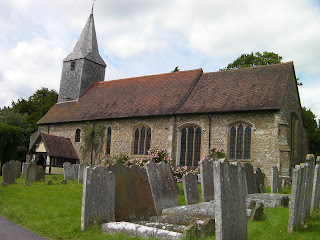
91,0,96,14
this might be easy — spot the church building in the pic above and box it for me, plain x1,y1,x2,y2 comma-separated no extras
32,13,308,183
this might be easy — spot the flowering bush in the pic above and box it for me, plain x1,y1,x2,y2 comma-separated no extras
147,148,172,164
201,146,225,161
171,165,200,182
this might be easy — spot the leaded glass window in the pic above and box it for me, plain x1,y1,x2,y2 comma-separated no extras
179,125,201,167
133,125,151,155
75,129,81,142
229,123,252,160
106,127,112,155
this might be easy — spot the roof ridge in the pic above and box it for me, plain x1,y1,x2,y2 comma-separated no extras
215,61,293,73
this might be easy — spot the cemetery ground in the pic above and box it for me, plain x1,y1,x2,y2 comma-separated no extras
0,176,320,240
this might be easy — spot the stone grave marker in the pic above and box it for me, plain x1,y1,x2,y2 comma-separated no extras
81,166,116,231
244,163,257,194
25,162,38,183
2,162,15,185
311,158,320,211
304,154,315,218
78,163,88,183
145,161,179,215
15,161,22,178
200,159,214,202
255,167,265,193
9,160,18,180
21,163,29,179
213,159,247,240
182,172,200,205
63,162,73,180
37,166,45,181
73,164,80,181
271,165,281,193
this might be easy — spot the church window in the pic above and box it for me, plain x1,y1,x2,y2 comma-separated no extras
106,127,112,155
133,125,151,155
70,61,76,71
179,125,201,167
229,123,252,160
75,129,81,142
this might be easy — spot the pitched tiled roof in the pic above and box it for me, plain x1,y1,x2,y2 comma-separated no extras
38,62,294,124
176,62,293,114
38,69,203,124
41,133,79,160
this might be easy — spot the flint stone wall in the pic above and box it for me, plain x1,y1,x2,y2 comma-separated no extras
81,166,116,231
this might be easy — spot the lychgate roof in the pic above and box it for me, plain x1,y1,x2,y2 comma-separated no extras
38,62,295,125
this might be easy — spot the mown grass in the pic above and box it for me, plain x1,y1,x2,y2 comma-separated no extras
0,175,319,239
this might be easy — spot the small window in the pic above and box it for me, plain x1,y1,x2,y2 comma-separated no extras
70,61,76,71
179,125,201,167
106,127,112,155
75,129,81,142
229,123,252,160
133,125,151,155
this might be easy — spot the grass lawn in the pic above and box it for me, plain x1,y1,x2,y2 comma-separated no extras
0,175,320,239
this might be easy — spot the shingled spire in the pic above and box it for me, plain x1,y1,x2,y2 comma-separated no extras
58,13,106,103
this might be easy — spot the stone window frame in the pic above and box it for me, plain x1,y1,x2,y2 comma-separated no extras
103,126,112,156
132,123,152,156
75,129,81,143
70,61,76,71
176,123,203,168
226,121,254,161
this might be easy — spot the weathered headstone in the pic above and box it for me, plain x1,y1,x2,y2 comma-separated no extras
311,158,320,211
213,159,247,240
81,166,116,231
304,154,315,218
145,161,179,215
78,163,88,183
21,163,30,179
9,160,17,180
255,167,265,193
200,159,214,202
25,162,38,183
2,162,15,185
37,166,45,181
73,164,80,181
15,161,22,178
182,172,200,205
244,163,257,194
63,162,73,180
271,165,281,193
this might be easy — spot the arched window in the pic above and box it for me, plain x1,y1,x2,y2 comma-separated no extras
179,125,201,167
75,129,81,142
106,127,112,155
229,123,252,160
133,125,151,155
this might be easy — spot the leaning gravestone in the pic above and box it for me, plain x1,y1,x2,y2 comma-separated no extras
81,166,116,231
21,163,30,179
78,163,88,183
15,161,22,178
200,159,214,202
213,159,247,240
25,162,38,183
271,165,281,193
182,172,200,205
255,167,265,193
63,162,74,180
73,164,80,181
37,166,45,181
2,162,15,185
244,163,257,194
145,161,179,215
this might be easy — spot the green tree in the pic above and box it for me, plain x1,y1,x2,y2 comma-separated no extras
302,107,320,156
220,51,282,71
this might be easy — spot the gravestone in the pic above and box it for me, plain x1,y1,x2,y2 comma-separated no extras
182,172,200,205
78,163,88,183
73,164,80,181
145,161,179,215
21,163,29,179
25,162,38,183
271,165,281,193
213,159,247,240
15,161,22,178
37,166,45,181
304,154,315,218
81,166,116,231
63,162,73,180
311,158,320,211
9,160,17,180
255,167,265,193
2,162,15,185
244,163,257,194
200,159,214,202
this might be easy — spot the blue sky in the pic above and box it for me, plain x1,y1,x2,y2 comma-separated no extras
1,0,320,118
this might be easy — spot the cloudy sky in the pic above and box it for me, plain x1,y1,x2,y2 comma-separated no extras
1,0,320,118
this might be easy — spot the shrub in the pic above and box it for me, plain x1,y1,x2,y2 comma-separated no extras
201,146,225,161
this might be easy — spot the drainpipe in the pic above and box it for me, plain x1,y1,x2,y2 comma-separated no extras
207,113,212,149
